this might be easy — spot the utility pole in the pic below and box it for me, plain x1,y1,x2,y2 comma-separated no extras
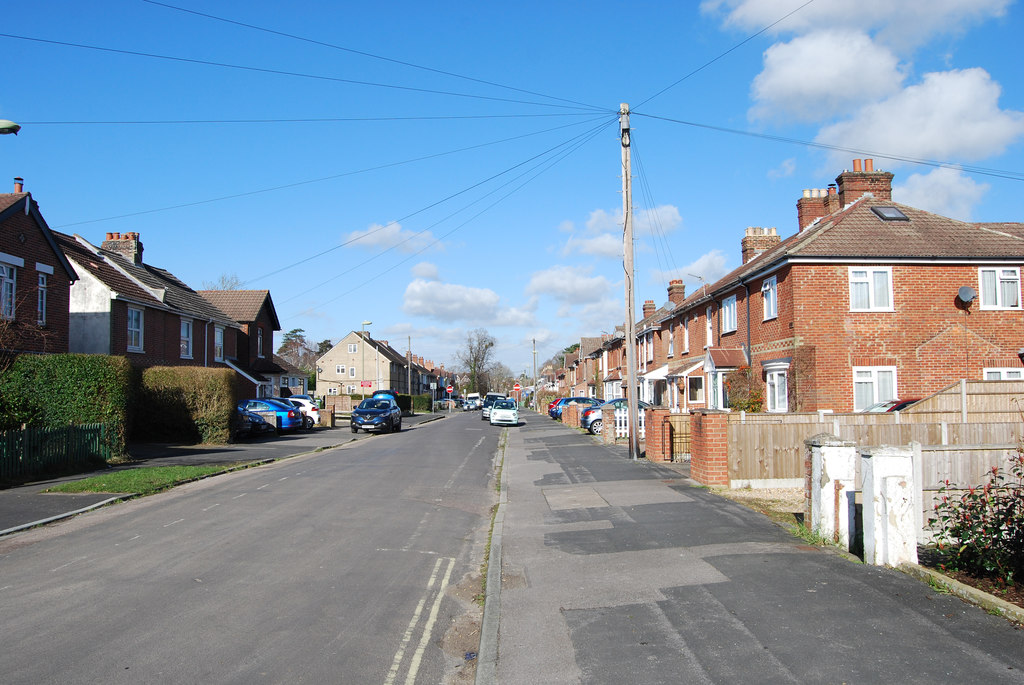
621,103,640,461
407,335,412,396
532,338,538,411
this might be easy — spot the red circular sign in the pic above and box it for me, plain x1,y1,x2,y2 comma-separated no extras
446,385,453,393
513,383,522,391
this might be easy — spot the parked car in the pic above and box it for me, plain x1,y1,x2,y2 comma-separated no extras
860,398,920,413
548,396,600,420
232,408,274,440
238,398,303,432
351,396,402,433
581,398,650,435
481,393,507,421
289,393,319,407
489,398,519,427
284,396,320,429
464,393,481,411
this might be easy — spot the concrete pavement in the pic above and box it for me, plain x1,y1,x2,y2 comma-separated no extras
484,411,1024,684
0,412,444,536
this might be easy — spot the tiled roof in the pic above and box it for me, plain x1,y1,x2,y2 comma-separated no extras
55,232,238,325
273,354,305,376
0,193,26,213
707,347,747,369
674,195,1024,312
579,337,603,358
198,290,279,329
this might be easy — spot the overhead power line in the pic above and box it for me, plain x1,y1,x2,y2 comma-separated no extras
54,115,612,228
142,0,607,113
0,32,602,112
635,113,1024,182
21,113,598,126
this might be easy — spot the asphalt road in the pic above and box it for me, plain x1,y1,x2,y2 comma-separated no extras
0,413,499,684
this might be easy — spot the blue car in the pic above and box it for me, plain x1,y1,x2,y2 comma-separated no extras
238,398,303,432
548,397,600,420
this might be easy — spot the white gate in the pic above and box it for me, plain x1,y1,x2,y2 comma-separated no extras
614,406,645,439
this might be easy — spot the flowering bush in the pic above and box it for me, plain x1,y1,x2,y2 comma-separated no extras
725,366,764,413
933,450,1024,586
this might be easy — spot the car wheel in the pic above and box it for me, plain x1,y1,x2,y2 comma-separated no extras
394,417,402,432
304,416,314,430
590,419,602,435
351,425,358,433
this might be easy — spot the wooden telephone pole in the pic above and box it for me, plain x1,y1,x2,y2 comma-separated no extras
621,103,640,461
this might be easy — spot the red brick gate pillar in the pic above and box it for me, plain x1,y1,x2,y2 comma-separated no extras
644,408,672,462
689,410,730,486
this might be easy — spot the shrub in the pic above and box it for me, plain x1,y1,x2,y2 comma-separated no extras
0,354,132,457
726,365,764,413
412,393,432,413
933,450,1024,586
135,367,236,444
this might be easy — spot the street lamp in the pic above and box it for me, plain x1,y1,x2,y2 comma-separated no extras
0,120,20,135
360,320,372,400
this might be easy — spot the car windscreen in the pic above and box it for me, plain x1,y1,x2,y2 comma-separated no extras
359,400,390,410
495,400,515,409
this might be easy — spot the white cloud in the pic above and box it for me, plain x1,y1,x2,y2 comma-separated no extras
525,265,612,303
557,219,575,233
894,167,989,221
585,208,621,233
751,30,904,122
701,0,1010,47
402,279,536,326
635,205,683,236
768,158,797,179
345,221,438,253
561,233,621,258
411,261,439,280
652,250,731,291
816,68,1024,168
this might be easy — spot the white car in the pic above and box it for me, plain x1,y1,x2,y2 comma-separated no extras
285,397,320,429
489,399,519,427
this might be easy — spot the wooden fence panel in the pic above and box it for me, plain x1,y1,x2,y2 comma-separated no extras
0,424,111,481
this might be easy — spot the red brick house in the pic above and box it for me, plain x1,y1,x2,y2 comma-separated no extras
197,289,285,399
659,159,1024,413
54,231,241,371
0,178,78,358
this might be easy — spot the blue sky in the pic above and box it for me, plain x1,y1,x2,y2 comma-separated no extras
4,1,1023,376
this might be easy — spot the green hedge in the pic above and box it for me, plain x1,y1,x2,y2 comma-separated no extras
0,354,133,458
135,366,236,444
412,393,431,413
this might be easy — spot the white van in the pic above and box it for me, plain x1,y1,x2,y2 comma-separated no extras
465,393,481,410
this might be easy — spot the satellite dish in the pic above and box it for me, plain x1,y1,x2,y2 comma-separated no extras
958,286,977,304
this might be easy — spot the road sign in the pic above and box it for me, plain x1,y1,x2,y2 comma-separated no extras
513,383,522,392
360,381,372,388
446,385,453,393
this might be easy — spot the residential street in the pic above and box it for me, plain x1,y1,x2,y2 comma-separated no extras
0,414,497,684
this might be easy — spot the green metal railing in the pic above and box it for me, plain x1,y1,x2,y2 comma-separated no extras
0,424,112,481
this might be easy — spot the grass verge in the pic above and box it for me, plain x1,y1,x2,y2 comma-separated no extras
44,465,243,497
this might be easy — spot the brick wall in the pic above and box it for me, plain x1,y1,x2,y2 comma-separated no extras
689,410,729,486
563,402,581,428
0,202,73,354
644,408,672,462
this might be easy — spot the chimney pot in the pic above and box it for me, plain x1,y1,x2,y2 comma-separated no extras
853,159,863,172
864,158,874,172
13,177,23,193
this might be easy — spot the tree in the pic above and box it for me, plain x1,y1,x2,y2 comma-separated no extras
277,328,316,372
316,339,334,356
201,273,243,290
456,328,496,394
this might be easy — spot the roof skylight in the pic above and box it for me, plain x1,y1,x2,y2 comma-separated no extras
871,206,909,221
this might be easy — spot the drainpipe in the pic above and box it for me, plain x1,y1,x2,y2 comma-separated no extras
204,320,211,367
743,283,751,365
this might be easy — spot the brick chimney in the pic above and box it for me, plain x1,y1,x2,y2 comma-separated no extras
642,300,655,319
741,227,781,264
13,177,23,193
101,231,144,265
667,279,686,304
837,158,893,207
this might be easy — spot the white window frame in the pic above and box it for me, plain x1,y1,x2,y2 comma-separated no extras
349,367,357,378
36,273,47,326
761,276,777,320
722,295,737,333
852,366,897,411
348,343,358,354
710,371,729,410
687,375,704,403
849,267,894,312
214,326,224,362
346,384,357,394
180,318,193,359
336,364,346,376
705,306,713,348
0,262,15,321
983,367,1024,380
327,387,339,396
127,307,144,352
667,323,674,357
979,267,1021,310
683,315,689,354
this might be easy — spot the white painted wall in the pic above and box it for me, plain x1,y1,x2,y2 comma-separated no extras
67,267,112,354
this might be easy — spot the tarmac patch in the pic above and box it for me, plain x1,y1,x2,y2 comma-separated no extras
543,487,609,511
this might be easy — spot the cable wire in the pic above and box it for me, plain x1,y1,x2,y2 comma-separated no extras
142,0,608,113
